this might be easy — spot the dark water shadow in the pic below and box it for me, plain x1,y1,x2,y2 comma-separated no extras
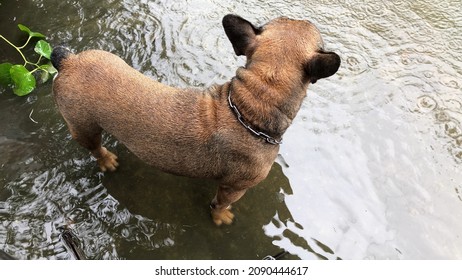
102,145,298,259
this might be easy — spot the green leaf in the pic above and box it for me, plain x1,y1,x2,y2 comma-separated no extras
42,62,57,75
40,70,50,84
18,24,46,39
36,62,58,84
10,65,36,96
34,40,52,59
0,63,13,87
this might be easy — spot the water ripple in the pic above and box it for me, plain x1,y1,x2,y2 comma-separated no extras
2,0,462,260
416,95,438,113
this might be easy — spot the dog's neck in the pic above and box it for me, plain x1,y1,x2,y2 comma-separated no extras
228,66,308,141
227,81,282,145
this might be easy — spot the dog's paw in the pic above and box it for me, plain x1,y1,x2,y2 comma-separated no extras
211,207,235,226
97,150,119,172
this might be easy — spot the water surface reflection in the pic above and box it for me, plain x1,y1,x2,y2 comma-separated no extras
1,0,461,259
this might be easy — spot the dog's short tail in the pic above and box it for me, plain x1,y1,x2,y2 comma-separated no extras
50,46,72,71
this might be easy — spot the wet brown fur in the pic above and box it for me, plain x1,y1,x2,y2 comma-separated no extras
52,15,340,225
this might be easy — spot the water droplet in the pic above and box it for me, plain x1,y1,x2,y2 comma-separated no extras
441,77,460,89
448,37,462,52
435,110,450,122
445,120,462,139
423,71,434,79
456,136,462,146
417,95,437,113
345,54,368,74
365,2,386,16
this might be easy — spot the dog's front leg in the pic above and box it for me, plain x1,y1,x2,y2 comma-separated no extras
210,185,247,226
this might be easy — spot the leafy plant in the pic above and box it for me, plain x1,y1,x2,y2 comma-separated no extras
0,24,56,96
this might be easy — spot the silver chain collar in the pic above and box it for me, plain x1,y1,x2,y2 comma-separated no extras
227,82,283,145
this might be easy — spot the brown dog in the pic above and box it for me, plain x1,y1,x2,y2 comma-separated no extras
51,15,340,225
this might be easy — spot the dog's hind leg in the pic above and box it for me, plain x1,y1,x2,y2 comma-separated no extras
210,185,247,226
92,145,119,172
65,120,119,172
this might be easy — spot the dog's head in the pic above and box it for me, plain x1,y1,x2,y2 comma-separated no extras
222,14,340,84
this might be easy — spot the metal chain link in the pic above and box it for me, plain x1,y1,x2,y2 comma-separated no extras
227,83,283,145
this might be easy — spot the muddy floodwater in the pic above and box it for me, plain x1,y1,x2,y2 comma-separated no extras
1,0,461,259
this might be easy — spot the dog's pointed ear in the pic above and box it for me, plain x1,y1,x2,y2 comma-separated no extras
305,51,341,84
222,14,261,56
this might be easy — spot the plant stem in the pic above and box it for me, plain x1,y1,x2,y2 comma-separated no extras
29,67,43,74
0,35,29,65
34,54,43,65
18,36,32,50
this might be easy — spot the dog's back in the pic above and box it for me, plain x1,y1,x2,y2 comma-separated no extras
51,48,261,180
